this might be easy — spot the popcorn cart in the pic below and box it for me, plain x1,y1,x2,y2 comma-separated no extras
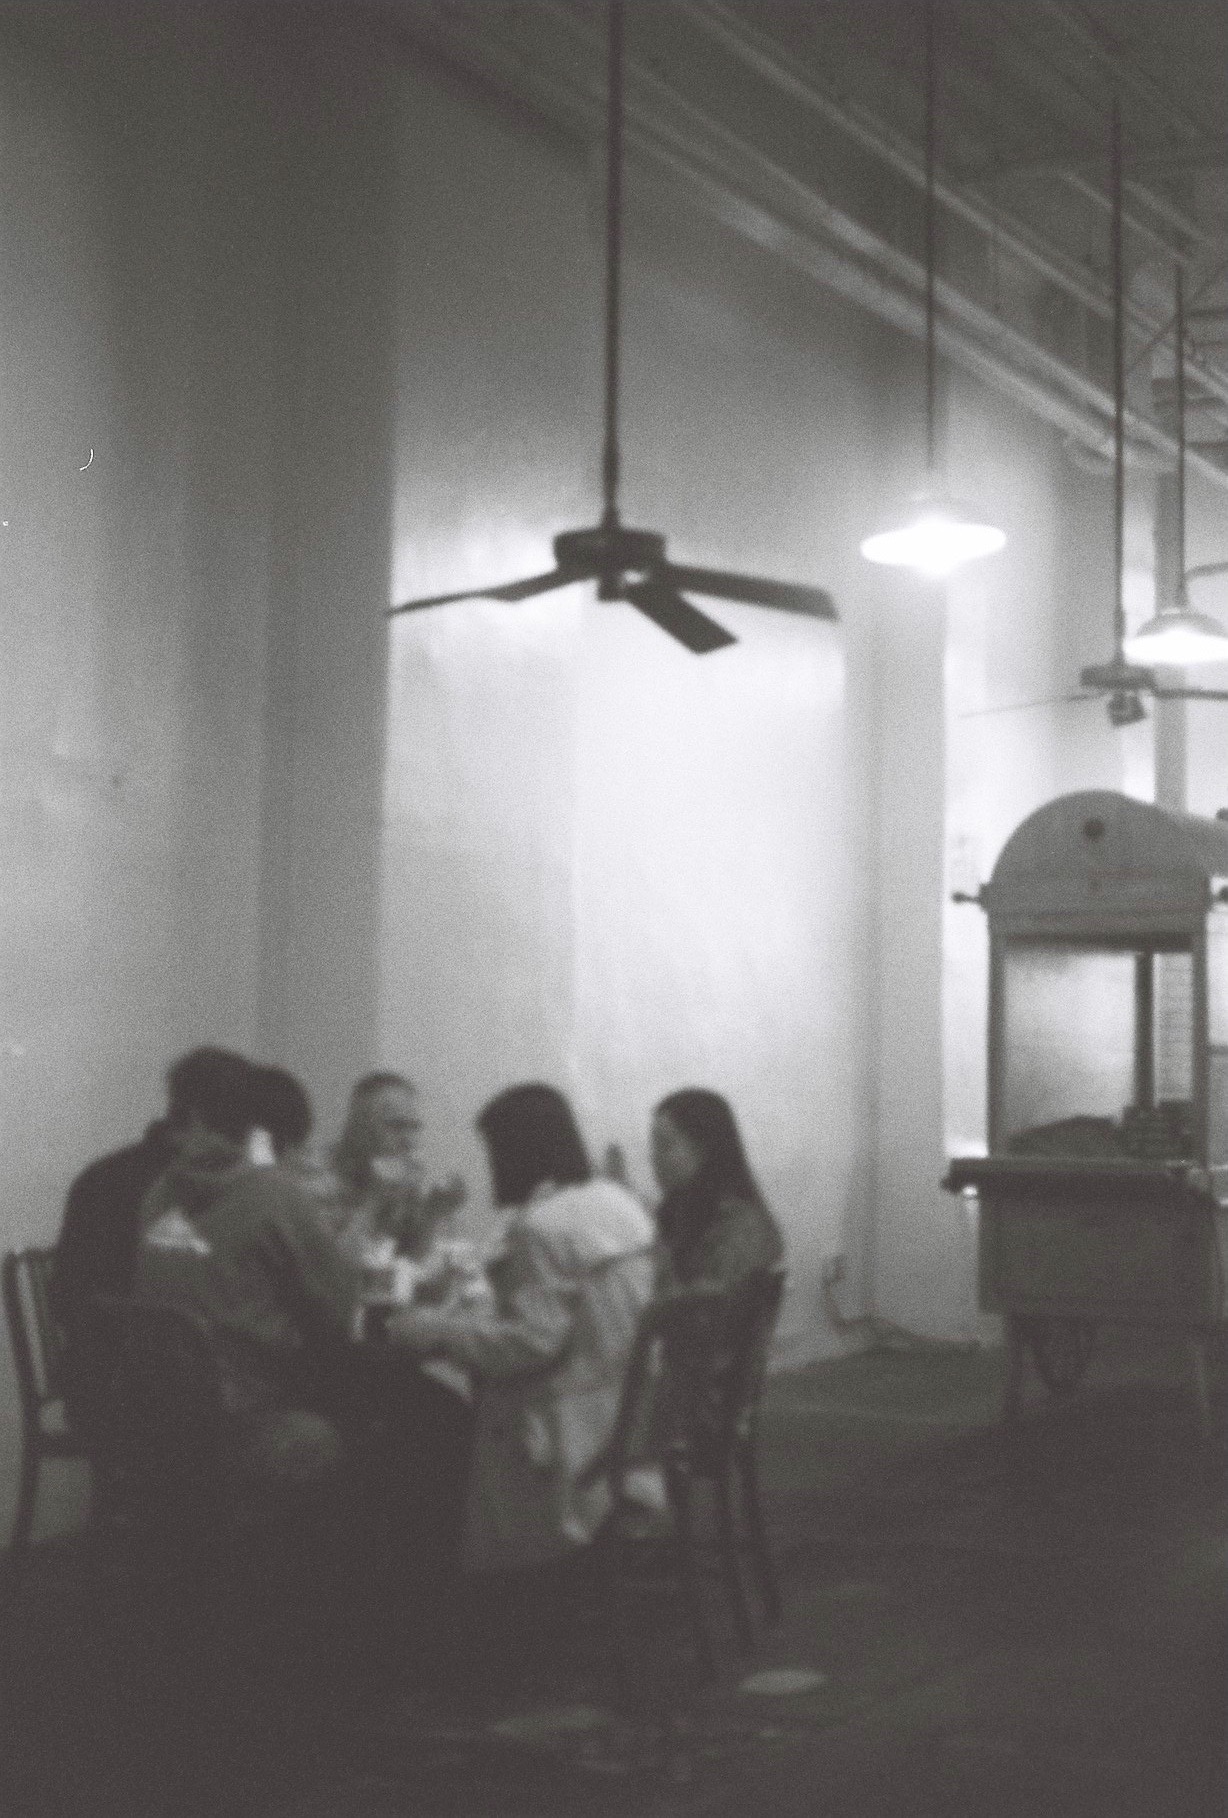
944,789,1228,1428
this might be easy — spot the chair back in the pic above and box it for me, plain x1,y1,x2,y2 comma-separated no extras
597,1288,709,1503
114,1301,233,1518
723,1265,788,1447
2,1248,66,1428
596,1268,787,1502
656,1268,787,1476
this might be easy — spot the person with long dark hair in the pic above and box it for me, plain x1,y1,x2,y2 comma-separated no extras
386,1083,656,1573
651,1088,783,1290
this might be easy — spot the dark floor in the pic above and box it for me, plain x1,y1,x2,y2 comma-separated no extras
1,1331,1225,1818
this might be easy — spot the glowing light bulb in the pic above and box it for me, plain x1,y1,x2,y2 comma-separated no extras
860,491,1006,579
1122,605,1228,667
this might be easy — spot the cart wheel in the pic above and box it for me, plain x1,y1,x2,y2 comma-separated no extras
1025,1318,1096,1397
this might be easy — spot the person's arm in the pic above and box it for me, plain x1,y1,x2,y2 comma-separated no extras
387,1223,573,1378
53,1160,137,1316
262,1194,360,1340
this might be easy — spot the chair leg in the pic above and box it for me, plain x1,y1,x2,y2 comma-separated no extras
713,1469,755,1653
7,1443,40,1568
668,1465,715,1681
1002,1315,1027,1426
737,1443,781,1624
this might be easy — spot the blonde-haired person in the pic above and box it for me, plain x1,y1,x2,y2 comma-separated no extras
323,1073,465,1271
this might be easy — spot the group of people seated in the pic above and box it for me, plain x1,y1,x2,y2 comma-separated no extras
51,1047,783,1665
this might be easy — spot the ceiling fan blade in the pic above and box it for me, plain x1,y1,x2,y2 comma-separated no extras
957,693,1098,718
488,568,577,602
1154,688,1228,703
388,585,495,616
388,568,575,617
622,580,736,655
660,563,837,620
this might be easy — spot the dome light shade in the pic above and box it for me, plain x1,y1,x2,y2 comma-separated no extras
856,5,1003,584
859,491,1006,579
1122,603,1228,667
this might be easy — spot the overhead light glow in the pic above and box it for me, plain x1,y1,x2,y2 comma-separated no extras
857,3,1004,585
1123,603,1228,667
860,492,1006,579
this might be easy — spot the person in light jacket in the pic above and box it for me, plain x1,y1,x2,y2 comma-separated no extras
386,1083,656,1574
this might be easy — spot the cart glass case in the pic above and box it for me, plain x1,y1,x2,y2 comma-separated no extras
999,938,1194,1161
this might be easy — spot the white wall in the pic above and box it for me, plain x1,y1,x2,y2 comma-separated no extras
0,4,269,1244
0,0,395,1539
382,62,881,1365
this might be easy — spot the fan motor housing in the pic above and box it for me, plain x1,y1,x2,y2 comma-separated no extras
553,525,666,582
1080,662,1155,692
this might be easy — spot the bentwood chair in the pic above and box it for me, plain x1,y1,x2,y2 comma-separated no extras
586,1266,788,1690
2,1247,90,1575
695,1264,788,1633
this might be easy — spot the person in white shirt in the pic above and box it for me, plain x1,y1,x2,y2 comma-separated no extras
387,1082,657,1575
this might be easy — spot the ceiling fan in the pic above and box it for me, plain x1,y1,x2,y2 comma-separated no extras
387,0,837,656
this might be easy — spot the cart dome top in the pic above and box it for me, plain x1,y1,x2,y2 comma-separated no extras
987,790,1228,924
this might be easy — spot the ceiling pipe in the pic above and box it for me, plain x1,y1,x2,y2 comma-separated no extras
456,0,1228,435
391,0,1228,492
948,14,1201,270
1123,180,1217,252
641,119,1226,487
1037,0,1214,152
1058,169,1198,269
984,1,1218,258
684,0,1118,325
954,136,1228,182
616,91,1228,481
682,0,1228,420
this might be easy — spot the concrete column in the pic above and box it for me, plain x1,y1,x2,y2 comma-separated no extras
870,573,973,1337
255,11,395,1134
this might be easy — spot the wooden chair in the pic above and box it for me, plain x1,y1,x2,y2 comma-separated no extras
697,1264,788,1633
587,1266,788,1687
2,1247,90,1573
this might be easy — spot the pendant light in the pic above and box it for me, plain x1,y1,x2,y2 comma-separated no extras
1123,262,1228,665
860,0,1005,578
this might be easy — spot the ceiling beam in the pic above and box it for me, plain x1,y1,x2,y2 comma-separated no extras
382,0,1228,491
682,1,1228,417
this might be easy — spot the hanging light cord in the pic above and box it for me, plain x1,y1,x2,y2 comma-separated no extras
1175,264,1186,596
923,0,937,477
601,0,624,530
1111,94,1126,660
